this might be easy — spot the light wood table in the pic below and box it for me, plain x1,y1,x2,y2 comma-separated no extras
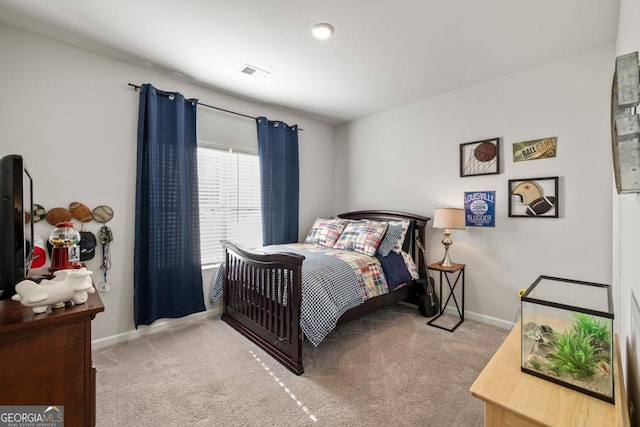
470,323,630,427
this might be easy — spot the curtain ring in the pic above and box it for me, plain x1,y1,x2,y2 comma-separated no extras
168,94,175,101
274,122,279,127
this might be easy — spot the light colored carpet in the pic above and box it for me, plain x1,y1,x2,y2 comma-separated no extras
94,304,509,426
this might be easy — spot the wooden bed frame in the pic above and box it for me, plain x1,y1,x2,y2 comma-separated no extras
220,210,430,375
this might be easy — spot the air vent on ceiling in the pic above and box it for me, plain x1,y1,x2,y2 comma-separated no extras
239,64,271,79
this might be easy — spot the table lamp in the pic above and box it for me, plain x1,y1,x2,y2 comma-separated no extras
432,208,466,267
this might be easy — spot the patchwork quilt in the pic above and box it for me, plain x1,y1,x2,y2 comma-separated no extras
209,243,389,346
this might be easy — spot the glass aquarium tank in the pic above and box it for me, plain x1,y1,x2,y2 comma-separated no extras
520,275,614,403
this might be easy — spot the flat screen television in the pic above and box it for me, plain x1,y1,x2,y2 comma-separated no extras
0,154,34,299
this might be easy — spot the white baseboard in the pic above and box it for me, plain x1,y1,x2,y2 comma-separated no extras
92,306,223,350
443,305,514,330
401,300,515,330
93,304,513,350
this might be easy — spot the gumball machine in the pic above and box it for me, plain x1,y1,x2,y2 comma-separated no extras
48,221,82,274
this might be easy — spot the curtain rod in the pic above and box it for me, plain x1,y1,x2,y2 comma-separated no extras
127,83,302,131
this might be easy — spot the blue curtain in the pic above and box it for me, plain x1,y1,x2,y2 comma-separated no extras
256,116,299,245
134,83,205,327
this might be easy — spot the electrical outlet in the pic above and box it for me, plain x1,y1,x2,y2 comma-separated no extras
98,282,111,292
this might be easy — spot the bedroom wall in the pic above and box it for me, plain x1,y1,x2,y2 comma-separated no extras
0,23,336,342
335,44,615,329
614,0,640,419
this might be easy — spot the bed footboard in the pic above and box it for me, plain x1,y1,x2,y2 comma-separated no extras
220,240,306,375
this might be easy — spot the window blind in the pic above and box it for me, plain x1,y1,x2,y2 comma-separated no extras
197,146,262,265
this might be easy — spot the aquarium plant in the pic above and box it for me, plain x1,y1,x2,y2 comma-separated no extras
548,329,596,379
570,312,610,348
529,359,542,371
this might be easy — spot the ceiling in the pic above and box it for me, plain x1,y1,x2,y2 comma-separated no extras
0,0,620,124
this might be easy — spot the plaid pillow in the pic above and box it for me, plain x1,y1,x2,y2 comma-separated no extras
304,218,348,247
333,222,388,256
364,219,411,256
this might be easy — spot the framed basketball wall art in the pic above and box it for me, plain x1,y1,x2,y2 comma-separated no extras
460,137,500,177
508,177,559,218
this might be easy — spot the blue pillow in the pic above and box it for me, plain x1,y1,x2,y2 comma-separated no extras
376,251,413,291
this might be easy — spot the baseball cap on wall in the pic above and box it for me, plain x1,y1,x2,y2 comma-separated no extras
31,235,46,269
79,231,97,261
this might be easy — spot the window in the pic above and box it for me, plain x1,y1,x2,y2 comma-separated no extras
197,146,262,265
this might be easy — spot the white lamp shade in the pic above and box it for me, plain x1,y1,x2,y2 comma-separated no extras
432,208,466,230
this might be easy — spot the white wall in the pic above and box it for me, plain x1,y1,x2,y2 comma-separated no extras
0,24,335,341
615,0,640,419
337,44,615,328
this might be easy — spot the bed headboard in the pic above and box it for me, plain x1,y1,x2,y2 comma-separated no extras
337,210,431,278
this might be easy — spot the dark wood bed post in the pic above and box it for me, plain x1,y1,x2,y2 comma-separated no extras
220,211,430,375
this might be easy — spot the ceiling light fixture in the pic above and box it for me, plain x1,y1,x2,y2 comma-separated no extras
311,23,334,40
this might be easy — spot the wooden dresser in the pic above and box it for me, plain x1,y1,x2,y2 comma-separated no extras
0,292,104,427
470,323,630,427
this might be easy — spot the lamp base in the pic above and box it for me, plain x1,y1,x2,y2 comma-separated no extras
439,248,455,267
440,229,455,267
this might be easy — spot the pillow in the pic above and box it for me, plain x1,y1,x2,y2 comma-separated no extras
304,218,348,248
375,251,413,291
379,220,411,255
400,250,420,280
333,221,388,256
377,224,406,257
366,219,411,254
